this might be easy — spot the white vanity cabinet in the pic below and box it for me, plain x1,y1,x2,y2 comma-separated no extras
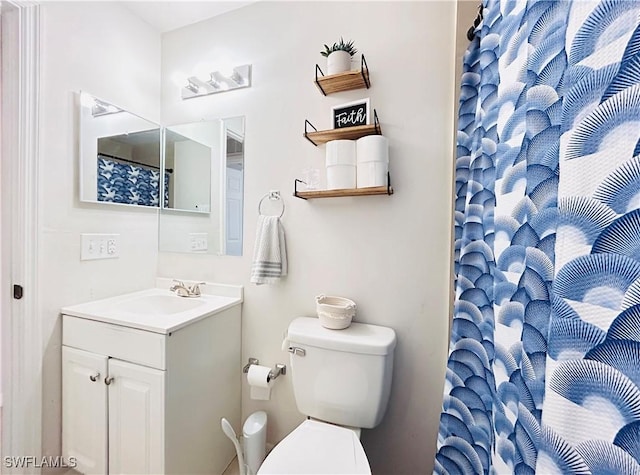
62,346,164,474
61,287,242,475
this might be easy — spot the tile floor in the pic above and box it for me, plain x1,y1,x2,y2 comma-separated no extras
222,457,241,475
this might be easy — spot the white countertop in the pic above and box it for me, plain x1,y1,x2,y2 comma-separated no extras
61,282,243,334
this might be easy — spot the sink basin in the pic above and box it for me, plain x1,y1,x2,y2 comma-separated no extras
61,283,243,334
113,294,205,315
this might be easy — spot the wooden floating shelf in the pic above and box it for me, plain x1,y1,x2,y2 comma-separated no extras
314,55,370,96
304,110,381,146
294,175,393,200
295,185,393,200
304,124,380,145
315,69,370,95
302,55,392,200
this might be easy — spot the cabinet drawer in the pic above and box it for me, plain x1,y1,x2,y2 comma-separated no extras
63,315,166,370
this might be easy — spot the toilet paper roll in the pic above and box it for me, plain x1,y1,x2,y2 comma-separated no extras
327,165,356,190
326,140,357,190
247,364,274,401
356,135,389,164
326,140,357,167
357,161,388,188
356,135,389,188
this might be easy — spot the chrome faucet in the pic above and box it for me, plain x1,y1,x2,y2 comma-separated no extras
169,280,204,298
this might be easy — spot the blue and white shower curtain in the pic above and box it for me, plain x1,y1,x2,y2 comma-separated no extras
437,0,640,473
97,155,167,207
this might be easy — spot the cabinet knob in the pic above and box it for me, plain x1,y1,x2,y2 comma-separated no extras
104,376,115,385
89,372,100,382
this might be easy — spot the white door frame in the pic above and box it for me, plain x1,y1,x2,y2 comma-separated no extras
1,1,43,471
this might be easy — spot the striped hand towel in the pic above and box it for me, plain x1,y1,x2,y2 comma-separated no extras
250,215,288,284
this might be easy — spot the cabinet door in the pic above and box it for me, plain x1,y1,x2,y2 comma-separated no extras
62,346,108,475
107,359,165,475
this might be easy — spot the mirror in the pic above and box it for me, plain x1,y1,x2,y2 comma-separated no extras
79,92,162,207
164,124,213,213
159,117,245,256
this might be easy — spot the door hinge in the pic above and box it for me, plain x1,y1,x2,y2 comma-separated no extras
13,284,23,300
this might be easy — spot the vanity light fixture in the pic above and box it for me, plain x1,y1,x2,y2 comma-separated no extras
181,64,251,100
83,93,123,117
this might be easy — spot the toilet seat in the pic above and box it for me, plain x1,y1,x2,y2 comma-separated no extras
257,419,371,475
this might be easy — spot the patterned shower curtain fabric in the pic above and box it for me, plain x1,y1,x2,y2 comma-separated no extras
437,0,640,473
97,155,168,207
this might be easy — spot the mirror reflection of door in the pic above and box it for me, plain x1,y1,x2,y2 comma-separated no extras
225,130,244,256
164,129,212,213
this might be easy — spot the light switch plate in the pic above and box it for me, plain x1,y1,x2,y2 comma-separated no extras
189,233,208,252
81,233,120,260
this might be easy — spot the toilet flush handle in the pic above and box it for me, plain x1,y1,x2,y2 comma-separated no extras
288,347,306,357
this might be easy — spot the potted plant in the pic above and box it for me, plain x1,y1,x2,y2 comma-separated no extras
321,37,357,75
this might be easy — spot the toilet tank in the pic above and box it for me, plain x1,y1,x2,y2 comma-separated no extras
286,317,396,429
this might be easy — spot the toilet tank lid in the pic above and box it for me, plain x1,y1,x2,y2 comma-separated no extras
287,317,396,355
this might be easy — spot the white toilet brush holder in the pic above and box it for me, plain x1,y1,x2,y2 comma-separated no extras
243,411,268,475
221,412,268,475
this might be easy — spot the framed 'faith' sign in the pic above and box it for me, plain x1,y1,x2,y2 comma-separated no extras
331,98,370,129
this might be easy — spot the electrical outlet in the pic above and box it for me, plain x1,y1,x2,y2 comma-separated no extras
81,234,120,260
189,233,208,252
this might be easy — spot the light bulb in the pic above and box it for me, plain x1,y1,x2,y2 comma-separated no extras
209,76,221,89
229,71,243,85
185,79,200,94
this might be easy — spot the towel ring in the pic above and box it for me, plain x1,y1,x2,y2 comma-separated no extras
258,190,285,218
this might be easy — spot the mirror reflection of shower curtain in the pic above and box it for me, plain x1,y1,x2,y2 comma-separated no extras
97,155,168,207
436,0,640,473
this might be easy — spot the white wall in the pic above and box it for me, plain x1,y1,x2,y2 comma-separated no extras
38,2,161,458
158,2,457,473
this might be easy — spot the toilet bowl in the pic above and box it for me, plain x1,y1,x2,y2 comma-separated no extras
257,419,370,475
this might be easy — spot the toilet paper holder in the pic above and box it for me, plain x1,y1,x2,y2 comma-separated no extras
243,358,287,381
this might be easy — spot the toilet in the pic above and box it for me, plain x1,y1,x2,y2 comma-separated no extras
258,316,396,475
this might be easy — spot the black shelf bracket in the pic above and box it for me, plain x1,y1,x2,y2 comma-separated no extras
304,120,319,146
386,171,392,195
361,54,370,88
315,64,327,96
373,109,381,135
294,179,308,200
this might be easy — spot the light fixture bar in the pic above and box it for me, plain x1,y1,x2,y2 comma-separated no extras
181,64,252,100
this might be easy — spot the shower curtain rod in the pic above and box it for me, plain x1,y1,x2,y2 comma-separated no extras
98,152,173,173
467,4,483,41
